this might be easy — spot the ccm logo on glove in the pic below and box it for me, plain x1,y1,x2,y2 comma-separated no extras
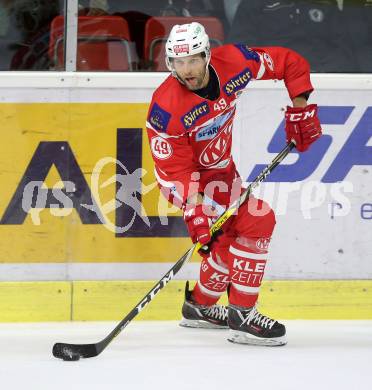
285,104,322,152
286,107,316,121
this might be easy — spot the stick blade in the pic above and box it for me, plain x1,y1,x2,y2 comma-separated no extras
53,342,99,360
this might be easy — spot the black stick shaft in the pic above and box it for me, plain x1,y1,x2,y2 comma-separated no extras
52,141,295,359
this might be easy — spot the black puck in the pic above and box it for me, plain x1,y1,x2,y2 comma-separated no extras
62,352,81,361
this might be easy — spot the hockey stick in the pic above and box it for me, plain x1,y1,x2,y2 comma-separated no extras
52,141,295,360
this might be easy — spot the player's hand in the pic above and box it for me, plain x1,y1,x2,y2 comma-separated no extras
285,104,322,152
183,204,211,245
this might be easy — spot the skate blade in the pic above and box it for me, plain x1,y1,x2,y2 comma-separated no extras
179,318,228,330
227,329,287,346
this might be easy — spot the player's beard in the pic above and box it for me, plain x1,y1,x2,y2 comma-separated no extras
179,67,208,91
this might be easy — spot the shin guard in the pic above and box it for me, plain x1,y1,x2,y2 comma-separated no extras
228,237,270,308
192,253,230,306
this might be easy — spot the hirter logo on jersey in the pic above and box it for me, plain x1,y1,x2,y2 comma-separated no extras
148,103,171,132
181,101,210,129
199,123,232,167
223,68,252,96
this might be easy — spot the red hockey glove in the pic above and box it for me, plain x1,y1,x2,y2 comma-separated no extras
183,204,211,245
285,104,322,152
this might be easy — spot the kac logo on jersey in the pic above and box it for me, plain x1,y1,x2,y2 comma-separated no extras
199,123,232,167
148,103,171,132
223,68,252,96
196,110,233,142
181,101,210,129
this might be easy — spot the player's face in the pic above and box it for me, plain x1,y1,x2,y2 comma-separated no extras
171,54,208,90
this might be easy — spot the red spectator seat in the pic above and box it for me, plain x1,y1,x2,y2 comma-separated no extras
144,17,224,71
49,16,136,71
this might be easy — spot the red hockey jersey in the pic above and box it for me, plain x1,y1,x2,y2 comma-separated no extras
146,44,313,208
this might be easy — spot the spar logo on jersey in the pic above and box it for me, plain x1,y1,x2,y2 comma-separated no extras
223,68,252,96
196,110,233,141
199,123,232,167
181,101,210,129
196,125,219,141
148,103,171,132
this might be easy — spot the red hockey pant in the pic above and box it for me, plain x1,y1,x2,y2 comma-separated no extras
192,197,276,308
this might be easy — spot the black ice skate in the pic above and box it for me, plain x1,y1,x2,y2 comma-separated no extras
179,281,228,329
227,304,287,346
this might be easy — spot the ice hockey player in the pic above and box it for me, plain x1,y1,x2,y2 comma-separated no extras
146,22,322,346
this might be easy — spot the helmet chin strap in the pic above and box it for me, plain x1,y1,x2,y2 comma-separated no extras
172,69,186,85
200,48,211,88
199,65,210,89
165,57,184,84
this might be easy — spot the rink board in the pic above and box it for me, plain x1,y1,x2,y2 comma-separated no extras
0,72,371,291
0,280,371,322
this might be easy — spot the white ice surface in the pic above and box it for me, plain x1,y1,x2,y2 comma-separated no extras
1,321,371,390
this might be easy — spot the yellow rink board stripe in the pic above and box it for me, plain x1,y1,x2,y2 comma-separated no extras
0,282,72,322
0,280,371,322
